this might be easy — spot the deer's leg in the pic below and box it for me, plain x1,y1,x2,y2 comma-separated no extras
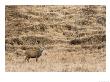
25,56,30,62
25,56,28,62
27,57,30,62
36,58,38,62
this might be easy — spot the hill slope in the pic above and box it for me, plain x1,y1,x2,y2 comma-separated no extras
5,5,106,72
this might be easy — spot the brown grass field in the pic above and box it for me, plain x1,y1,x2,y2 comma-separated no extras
5,5,106,72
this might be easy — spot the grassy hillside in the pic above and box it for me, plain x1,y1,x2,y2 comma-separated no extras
5,5,106,72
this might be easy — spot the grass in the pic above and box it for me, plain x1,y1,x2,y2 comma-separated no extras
5,5,106,72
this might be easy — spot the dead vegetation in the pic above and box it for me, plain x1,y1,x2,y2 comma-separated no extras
5,5,106,72
70,34,105,45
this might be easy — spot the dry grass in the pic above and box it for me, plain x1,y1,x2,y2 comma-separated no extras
5,5,106,72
